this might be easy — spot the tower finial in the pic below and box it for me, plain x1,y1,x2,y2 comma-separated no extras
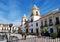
24,14,26,17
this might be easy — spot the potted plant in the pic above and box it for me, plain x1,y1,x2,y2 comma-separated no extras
50,32,57,39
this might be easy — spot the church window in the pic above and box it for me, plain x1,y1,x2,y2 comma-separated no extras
41,21,43,27
45,20,47,26
25,19,26,22
31,18,33,22
36,11,38,15
49,19,53,26
31,24,33,26
56,17,59,25
31,13,33,16
36,23,38,26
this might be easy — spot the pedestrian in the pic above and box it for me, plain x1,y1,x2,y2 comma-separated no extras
22,33,23,39
24,33,27,40
5,33,8,42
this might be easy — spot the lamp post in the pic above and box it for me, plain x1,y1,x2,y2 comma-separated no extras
7,24,13,42
9,24,13,33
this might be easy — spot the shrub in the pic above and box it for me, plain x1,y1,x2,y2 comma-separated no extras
50,32,57,39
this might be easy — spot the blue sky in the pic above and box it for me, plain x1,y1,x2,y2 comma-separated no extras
0,0,60,25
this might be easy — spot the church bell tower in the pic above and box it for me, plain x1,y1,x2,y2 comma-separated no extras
30,4,41,22
21,14,28,25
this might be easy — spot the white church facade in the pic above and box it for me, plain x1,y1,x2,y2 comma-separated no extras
21,4,60,34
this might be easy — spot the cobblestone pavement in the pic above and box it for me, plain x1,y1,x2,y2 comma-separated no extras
9,34,60,42
11,37,60,42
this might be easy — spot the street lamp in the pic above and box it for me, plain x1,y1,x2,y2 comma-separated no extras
7,24,13,42
9,24,13,33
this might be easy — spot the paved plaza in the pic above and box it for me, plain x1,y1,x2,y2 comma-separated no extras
0,33,60,42
11,37,60,42
10,34,60,42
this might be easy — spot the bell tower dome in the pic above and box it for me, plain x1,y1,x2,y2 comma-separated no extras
30,4,41,22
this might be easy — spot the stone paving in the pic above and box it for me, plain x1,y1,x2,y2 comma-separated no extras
10,34,60,42
11,36,60,42
17,37,60,42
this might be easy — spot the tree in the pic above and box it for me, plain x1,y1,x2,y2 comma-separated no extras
43,27,48,33
43,27,49,36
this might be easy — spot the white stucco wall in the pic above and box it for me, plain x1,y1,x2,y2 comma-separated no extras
28,20,40,33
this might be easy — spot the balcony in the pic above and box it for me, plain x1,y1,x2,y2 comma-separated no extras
49,23,53,26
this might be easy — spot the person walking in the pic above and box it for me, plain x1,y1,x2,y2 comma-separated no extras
24,33,27,40
5,33,8,42
22,33,24,39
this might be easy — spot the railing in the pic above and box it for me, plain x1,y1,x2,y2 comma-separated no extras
44,24,48,27
49,23,53,26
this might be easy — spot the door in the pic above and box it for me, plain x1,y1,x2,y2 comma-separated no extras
31,29,33,33
50,28,53,33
